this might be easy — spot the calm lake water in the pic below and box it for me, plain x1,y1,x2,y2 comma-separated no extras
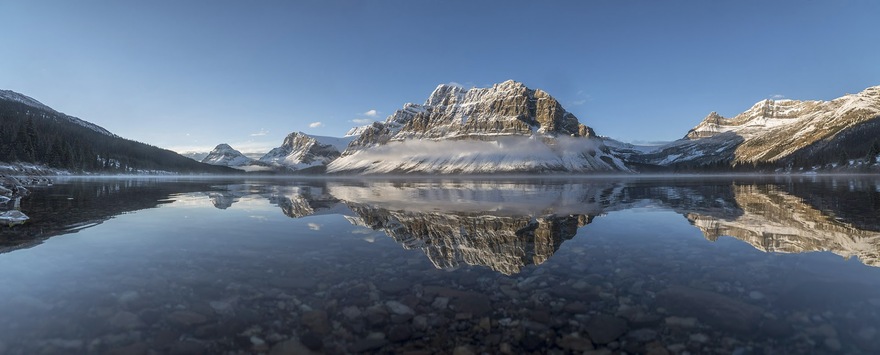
1,176,879,354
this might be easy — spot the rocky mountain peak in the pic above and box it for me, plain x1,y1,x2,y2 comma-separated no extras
360,80,595,142
259,132,352,171
212,143,235,151
280,131,312,148
705,111,724,122
330,80,624,174
202,143,253,166
425,84,466,106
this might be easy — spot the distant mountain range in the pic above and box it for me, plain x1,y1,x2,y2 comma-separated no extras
200,81,880,174
3,81,879,174
632,85,880,170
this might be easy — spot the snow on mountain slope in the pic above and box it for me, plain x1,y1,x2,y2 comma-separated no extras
345,125,373,137
0,90,54,112
641,85,880,166
329,136,626,174
306,134,355,152
329,80,627,174
202,144,253,166
0,89,117,137
259,132,353,170
201,144,273,172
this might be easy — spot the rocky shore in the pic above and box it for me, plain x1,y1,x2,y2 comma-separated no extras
0,173,53,225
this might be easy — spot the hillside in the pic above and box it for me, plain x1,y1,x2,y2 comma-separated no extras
0,90,238,174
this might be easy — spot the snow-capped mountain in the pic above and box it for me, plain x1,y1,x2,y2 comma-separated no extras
259,132,354,171
201,144,273,172
638,86,880,168
0,90,117,137
328,80,628,174
202,144,252,166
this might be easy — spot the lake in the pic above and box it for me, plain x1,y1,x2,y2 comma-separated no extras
1,176,879,354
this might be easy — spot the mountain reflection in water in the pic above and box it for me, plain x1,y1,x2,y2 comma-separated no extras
199,178,880,271
1,176,879,354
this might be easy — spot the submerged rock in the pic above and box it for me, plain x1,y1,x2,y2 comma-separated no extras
0,210,28,226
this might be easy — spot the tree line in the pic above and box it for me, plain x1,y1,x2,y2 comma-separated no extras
0,100,234,174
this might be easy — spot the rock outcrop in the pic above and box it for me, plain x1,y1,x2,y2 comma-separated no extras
0,176,31,226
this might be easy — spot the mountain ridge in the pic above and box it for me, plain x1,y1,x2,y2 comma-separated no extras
632,85,880,170
0,90,238,174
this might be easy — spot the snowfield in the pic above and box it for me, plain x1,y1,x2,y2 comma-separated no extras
328,135,628,174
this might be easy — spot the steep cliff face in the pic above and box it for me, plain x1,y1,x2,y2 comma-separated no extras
259,132,353,171
329,81,625,174
641,86,880,167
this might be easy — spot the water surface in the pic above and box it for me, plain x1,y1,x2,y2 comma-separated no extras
1,176,879,354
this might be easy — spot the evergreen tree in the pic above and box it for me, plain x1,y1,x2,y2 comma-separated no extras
867,140,880,165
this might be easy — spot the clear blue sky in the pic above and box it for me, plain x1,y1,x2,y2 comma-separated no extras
2,1,878,153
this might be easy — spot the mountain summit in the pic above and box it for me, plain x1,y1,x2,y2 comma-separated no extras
329,80,626,174
202,144,249,165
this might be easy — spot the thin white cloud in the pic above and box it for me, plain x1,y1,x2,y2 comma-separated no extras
307,223,321,231
770,94,785,99
309,122,323,128
351,118,373,124
569,90,592,106
249,128,269,136
447,81,464,88
363,109,379,117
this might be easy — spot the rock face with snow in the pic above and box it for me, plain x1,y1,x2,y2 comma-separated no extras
202,144,254,166
259,132,352,171
639,86,880,168
329,80,626,174
201,144,272,172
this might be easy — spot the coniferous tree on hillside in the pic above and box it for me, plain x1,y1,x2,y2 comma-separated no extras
0,99,235,174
